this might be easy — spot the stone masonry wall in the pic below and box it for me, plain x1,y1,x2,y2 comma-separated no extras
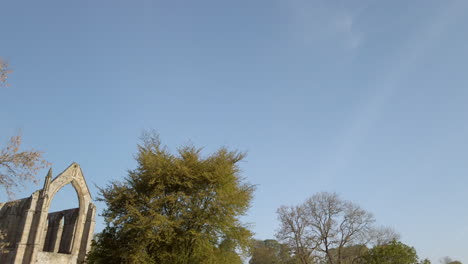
0,163,96,264
0,198,32,263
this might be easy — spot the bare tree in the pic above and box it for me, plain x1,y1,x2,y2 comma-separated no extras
306,192,375,264
0,58,11,87
367,226,400,246
0,58,50,199
276,192,376,264
0,135,50,199
276,205,317,264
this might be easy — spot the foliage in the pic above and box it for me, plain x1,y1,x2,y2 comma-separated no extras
440,257,463,264
250,239,301,264
326,245,368,264
87,133,255,264
276,192,375,264
0,135,50,199
360,240,419,264
214,238,243,264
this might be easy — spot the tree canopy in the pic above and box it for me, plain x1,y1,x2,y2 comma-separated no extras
87,133,255,264
276,192,376,264
250,239,301,264
440,257,463,264
359,240,419,264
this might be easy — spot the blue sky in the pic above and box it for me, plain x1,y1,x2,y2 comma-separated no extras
1,0,468,262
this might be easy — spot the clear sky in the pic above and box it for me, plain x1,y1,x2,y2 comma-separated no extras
1,0,467,262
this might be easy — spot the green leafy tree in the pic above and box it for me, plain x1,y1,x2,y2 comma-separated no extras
327,245,368,264
213,238,243,264
87,133,255,264
360,240,419,264
250,239,302,264
441,257,462,264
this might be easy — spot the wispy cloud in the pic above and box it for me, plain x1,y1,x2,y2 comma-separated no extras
332,13,363,49
319,0,467,182
280,0,365,50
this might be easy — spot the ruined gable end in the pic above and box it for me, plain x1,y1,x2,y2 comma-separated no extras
0,163,96,264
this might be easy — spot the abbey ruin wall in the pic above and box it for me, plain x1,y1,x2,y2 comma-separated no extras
0,163,95,264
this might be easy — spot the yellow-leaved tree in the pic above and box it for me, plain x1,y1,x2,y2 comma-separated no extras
87,132,255,264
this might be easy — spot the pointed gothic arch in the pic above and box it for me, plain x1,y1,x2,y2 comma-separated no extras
0,163,96,264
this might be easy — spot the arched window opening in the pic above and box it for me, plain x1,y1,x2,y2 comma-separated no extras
42,184,80,254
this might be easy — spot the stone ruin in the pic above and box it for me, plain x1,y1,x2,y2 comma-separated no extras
0,163,96,263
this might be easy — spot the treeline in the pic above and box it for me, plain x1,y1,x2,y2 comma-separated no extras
270,192,422,264
250,238,425,264
250,239,463,264
0,122,463,263
84,134,461,264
